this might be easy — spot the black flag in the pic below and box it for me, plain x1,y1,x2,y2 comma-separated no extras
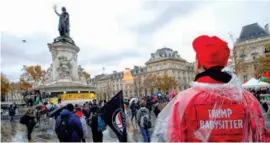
98,90,127,142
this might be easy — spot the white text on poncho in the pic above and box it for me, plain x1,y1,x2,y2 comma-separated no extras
199,108,243,129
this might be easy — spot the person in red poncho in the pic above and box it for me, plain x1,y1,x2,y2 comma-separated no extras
151,35,270,142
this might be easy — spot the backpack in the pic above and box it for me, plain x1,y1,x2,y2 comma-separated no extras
140,111,152,129
97,115,106,132
56,116,72,142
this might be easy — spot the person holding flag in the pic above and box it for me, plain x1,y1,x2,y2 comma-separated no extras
152,35,270,142
97,90,128,142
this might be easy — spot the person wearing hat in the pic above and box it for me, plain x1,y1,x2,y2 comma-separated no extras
151,35,270,142
20,108,36,142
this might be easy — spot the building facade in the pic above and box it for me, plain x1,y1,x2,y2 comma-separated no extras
234,23,270,82
145,47,195,91
90,74,112,101
91,47,195,100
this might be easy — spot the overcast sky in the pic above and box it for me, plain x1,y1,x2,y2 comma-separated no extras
0,0,269,82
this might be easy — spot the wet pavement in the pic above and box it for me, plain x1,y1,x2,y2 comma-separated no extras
1,111,157,142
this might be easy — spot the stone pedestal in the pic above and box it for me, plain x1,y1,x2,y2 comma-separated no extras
34,37,95,96
48,40,80,81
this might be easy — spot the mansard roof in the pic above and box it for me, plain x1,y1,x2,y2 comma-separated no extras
238,23,269,42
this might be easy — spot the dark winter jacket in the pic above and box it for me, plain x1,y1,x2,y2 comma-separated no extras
154,103,161,117
55,109,84,142
91,103,99,114
9,106,16,116
130,102,137,113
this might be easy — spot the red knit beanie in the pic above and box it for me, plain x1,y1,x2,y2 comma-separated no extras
193,35,230,69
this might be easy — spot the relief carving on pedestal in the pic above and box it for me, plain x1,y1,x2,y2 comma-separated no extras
57,56,72,79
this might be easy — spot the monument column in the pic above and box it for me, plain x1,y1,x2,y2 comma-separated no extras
34,6,96,99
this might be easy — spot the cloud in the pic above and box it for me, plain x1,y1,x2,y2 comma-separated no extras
0,0,269,82
1,33,51,66
133,1,205,35
143,1,270,62
1,33,53,81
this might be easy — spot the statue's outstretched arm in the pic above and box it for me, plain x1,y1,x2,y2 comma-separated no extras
54,10,60,16
53,5,60,16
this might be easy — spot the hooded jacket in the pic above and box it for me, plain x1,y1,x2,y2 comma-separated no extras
55,109,84,142
152,72,270,142
136,107,150,127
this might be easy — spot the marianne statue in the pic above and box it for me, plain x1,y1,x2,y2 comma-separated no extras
53,5,70,37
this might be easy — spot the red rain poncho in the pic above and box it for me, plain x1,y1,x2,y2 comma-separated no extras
151,74,270,142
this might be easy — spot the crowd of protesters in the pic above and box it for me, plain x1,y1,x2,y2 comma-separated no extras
19,99,109,142
15,35,270,142
125,94,174,142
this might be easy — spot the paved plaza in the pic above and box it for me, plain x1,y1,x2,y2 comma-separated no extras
1,110,156,142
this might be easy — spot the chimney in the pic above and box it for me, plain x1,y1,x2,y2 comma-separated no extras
265,24,269,34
